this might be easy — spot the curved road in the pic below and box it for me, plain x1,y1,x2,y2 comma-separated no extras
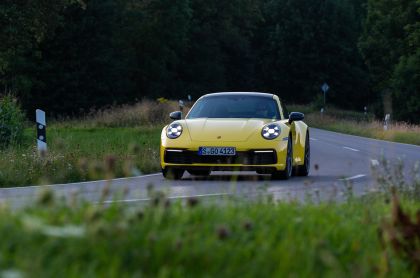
1,128,419,208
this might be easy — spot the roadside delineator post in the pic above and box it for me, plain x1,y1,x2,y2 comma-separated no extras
384,114,390,130
36,109,47,153
179,100,184,113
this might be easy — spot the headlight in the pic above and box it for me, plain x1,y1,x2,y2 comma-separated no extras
261,123,280,140
166,123,183,139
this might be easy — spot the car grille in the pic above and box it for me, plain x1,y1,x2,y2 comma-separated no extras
164,150,277,165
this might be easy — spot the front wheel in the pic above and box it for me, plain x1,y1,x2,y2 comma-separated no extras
272,134,293,180
162,167,184,180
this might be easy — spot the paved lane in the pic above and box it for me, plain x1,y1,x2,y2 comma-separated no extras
1,128,419,208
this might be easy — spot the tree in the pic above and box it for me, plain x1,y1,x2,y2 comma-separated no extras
1,0,378,117
27,0,136,114
129,0,192,100
0,0,78,98
257,0,369,108
178,0,262,100
359,0,419,122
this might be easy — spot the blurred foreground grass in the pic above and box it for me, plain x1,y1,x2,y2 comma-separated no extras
0,127,162,187
0,191,418,277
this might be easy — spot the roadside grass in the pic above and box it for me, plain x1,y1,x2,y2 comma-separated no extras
1,100,418,187
52,99,186,128
306,114,420,146
0,189,418,277
0,99,190,187
0,127,162,187
289,105,420,146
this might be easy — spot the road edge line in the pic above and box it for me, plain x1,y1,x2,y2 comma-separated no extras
1,173,162,191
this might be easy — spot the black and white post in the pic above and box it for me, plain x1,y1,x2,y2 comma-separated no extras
36,109,47,152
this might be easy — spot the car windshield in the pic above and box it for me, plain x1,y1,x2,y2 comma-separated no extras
187,95,281,119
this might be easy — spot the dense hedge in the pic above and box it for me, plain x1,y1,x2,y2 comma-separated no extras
0,0,418,122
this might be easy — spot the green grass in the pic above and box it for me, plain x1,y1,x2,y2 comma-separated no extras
0,193,417,277
288,105,420,146
0,127,162,187
306,114,420,146
1,101,419,188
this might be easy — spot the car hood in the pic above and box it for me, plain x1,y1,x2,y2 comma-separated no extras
184,118,273,142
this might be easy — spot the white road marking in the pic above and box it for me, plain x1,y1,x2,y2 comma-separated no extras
0,173,162,191
371,159,380,167
310,138,318,141
102,193,231,204
343,146,360,152
339,174,366,181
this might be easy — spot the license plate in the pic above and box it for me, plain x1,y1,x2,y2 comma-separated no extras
198,147,236,156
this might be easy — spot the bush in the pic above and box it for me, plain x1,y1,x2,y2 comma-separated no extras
0,95,25,148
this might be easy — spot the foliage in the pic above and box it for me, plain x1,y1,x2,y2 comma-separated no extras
26,0,136,113
0,0,417,121
178,0,262,97
359,0,420,123
305,111,420,145
287,104,420,145
0,127,161,187
380,190,420,271
0,95,25,148
257,0,368,107
0,0,372,116
77,100,181,128
0,187,418,276
392,50,420,122
0,99,180,187
0,0,78,99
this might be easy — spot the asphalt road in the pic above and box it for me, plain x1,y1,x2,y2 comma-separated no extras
1,128,419,208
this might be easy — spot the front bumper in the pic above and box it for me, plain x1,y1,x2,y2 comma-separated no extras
160,137,288,172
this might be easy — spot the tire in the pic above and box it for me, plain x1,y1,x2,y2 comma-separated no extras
162,167,184,180
187,170,211,176
293,132,310,176
272,134,293,180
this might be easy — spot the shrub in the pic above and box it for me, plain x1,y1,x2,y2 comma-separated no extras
0,95,25,148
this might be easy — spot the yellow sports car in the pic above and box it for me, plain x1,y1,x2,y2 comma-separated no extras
160,92,310,180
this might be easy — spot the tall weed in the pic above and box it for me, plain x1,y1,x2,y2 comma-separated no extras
0,95,26,148
54,100,187,128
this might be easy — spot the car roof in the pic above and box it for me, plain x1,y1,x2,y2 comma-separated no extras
201,92,276,99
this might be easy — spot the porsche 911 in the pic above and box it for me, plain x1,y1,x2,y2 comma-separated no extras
160,92,310,180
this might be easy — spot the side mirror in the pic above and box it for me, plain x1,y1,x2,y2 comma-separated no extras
169,111,182,120
288,112,304,124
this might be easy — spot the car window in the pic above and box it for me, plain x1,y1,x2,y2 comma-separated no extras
187,95,281,120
